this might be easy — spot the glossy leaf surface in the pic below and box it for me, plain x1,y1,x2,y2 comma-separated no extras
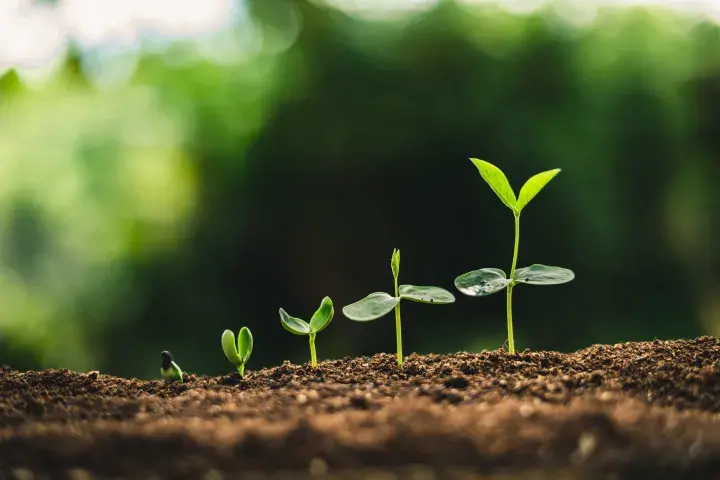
221,329,242,366
342,292,400,322
517,169,561,211
238,326,253,362
470,158,517,211
454,268,510,296
309,296,334,333
399,285,455,304
279,308,311,335
514,264,575,285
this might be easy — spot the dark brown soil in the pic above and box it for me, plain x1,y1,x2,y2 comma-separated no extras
2,337,720,479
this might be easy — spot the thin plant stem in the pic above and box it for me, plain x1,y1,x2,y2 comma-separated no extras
238,363,245,377
394,272,403,368
507,212,521,354
309,333,317,368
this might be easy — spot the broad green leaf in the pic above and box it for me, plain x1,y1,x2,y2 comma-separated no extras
342,292,400,322
221,329,242,366
470,158,517,211
238,326,253,363
279,308,311,335
399,285,455,304
391,248,400,279
516,168,561,211
454,268,510,296
309,296,334,333
514,264,575,285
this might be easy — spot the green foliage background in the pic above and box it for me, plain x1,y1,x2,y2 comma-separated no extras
0,0,717,379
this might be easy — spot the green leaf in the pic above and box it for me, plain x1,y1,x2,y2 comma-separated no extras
309,296,334,333
514,264,575,285
169,361,183,382
454,268,510,296
399,285,455,304
238,326,253,363
342,292,400,322
221,329,242,366
470,158,517,211
279,308,311,335
516,168,561,211
391,248,400,279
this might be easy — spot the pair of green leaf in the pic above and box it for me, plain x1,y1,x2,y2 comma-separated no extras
471,158,560,215
343,249,455,322
222,327,253,376
279,296,334,336
455,264,575,297
279,296,334,368
342,285,455,321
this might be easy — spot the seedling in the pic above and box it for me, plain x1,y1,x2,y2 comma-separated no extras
279,296,334,368
342,249,455,368
160,350,183,383
221,326,253,376
454,159,575,354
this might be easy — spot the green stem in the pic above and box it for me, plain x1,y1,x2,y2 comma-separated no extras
506,285,514,354
394,273,403,368
507,212,521,354
309,333,317,368
238,363,245,377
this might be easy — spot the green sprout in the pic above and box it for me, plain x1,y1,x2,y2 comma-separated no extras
342,249,455,368
279,297,334,368
454,159,575,354
160,350,183,383
221,326,253,376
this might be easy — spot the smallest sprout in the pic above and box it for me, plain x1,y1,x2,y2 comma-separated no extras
160,350,183,383
222,327,253,376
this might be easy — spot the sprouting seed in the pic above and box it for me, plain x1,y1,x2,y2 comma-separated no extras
160,350,183,383
453,159,575,354
222,327,253,376
279,297,334,368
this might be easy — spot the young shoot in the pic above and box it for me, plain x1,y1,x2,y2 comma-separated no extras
221,326,253,376
454,159,575,354
279,296,334,368
160,350,183,383
342,249,455,368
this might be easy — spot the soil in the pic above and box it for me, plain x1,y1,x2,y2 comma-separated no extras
1,337,720,479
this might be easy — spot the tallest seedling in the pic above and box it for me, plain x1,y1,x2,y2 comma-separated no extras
454,159,575,354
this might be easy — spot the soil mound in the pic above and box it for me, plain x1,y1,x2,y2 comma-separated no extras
1,337,719,478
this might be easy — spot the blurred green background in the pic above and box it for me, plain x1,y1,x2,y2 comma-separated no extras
0,0,717,379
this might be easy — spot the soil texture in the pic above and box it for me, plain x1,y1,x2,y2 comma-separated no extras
2,337,720,479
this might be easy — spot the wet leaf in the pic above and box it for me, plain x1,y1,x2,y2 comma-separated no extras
514,264,575,285
454,268,510,296
470,158,517,211
517,169,561,211
342,292,400,322
279,308,311,335
221,329,242,366
310,296,334,333
399,285,455,304
238,326,253,363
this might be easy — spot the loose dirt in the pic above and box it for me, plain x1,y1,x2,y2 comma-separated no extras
1,337,720,479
